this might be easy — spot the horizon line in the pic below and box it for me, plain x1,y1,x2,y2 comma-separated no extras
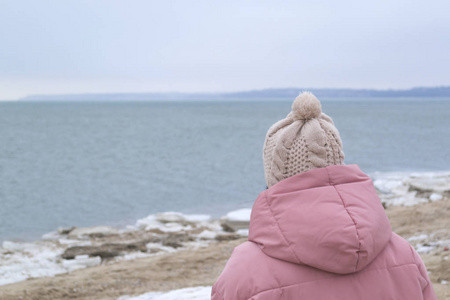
14,85,450,101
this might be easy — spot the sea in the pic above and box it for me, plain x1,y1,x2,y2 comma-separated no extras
0,97,449,243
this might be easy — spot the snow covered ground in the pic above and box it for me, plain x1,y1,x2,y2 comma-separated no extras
223,208,252,222
406,231,450,254
117,286,212,300
0,209,249,286
371,171,450,207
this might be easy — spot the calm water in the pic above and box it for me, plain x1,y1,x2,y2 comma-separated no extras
1,98,449,242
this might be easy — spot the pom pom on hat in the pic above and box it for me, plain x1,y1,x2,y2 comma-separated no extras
291,91,322,120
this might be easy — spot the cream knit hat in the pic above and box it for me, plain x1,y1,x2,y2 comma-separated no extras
263,92,345,187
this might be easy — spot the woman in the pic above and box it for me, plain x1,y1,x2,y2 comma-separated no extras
212,92,436,299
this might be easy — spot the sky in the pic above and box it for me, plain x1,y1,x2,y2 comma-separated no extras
0,0,449,100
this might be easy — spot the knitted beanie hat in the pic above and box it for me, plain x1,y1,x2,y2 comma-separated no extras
263,92,345,187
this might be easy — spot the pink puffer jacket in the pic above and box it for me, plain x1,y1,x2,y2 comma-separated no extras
212,165,436,300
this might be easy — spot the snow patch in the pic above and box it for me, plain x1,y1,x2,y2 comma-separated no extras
429,193,443,202
371,171,450,207
236,229,249,236
408,234,429,241
0,241,66,286
117,286,212,300
135,212,210,233
61,255,101,272
415,239,450,253
197,230,217,240
225,209,252,222
68,226,119,238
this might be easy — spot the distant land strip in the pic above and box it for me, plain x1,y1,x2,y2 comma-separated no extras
20,86,450,101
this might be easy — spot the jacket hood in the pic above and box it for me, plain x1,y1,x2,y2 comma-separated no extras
248,164,392,274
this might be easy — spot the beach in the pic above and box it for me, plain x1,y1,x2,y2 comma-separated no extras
0,171,449,299
2,0,450,298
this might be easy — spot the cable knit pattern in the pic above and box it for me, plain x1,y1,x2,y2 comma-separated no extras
263,92,344,187
285,137,310,176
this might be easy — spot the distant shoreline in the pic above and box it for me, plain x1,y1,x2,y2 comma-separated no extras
18,86,450,101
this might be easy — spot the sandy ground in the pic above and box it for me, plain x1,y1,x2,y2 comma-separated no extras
0,199,449,300
386,199,450,299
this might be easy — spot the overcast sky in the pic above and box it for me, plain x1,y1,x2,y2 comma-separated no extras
0,0,449,100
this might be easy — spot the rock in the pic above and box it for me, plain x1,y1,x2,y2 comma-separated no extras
215,233,242,241
220,209,251,232
62,255,101,272
151,212,210,224
41,226,77,241
409,177,450,194
41,231,61,240
62,241,148,259
147,228,166,235
373,178,405,195
68,226,119,239
159,223,191,233
58,226,76,235
162,240,182,248
135,214,193,233
382,191,428,207
220,220,248,232
161,233,194,248
155,212,187,224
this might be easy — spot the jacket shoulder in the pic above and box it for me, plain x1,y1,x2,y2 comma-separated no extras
363,233,437,299
367,233,421,270
212,241,275,300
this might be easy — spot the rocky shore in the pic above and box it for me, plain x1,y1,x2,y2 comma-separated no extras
0,171,449,299
0,208,252,287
